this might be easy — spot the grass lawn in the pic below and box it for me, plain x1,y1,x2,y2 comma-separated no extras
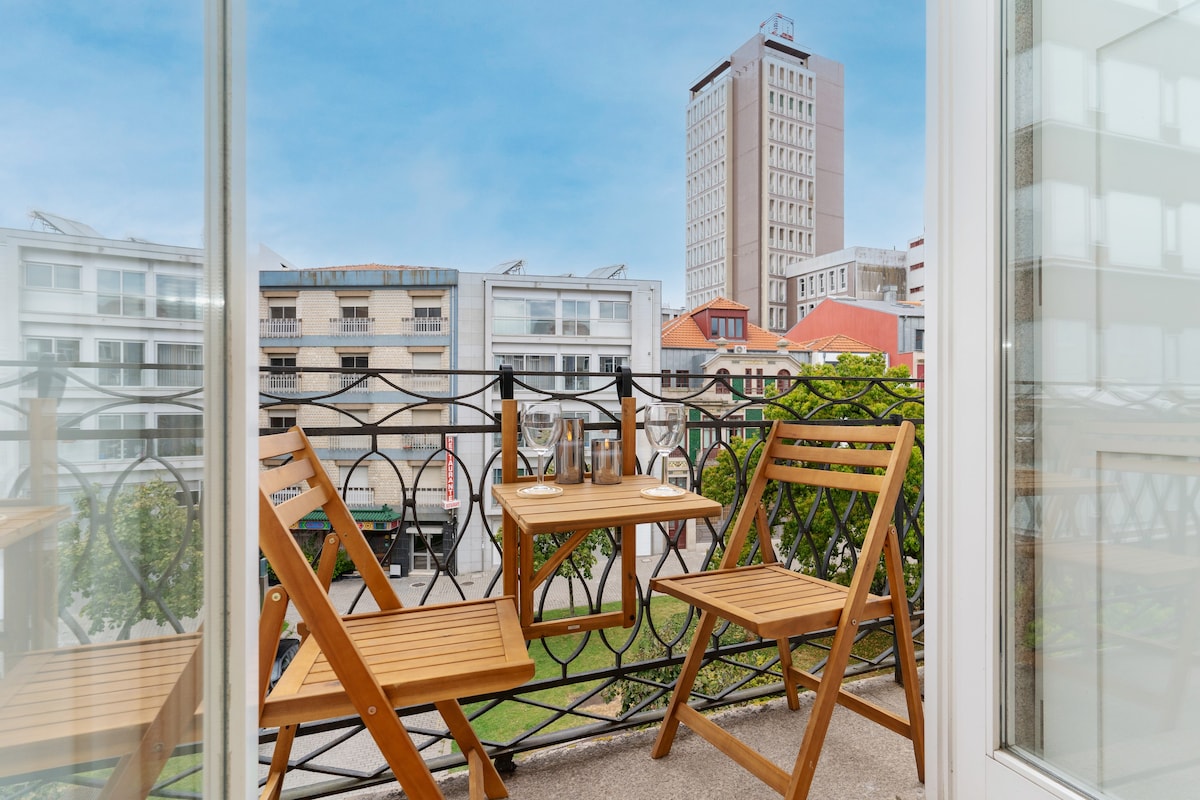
463,595,689,746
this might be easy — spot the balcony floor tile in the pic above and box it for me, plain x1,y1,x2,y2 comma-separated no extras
359,671,926,800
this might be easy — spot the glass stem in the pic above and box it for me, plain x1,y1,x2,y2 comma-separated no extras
661,452,668,486
537,452,545,485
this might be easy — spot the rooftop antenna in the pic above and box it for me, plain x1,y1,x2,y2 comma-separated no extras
759,13,795,42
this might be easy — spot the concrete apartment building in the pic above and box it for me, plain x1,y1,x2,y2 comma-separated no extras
1,213,206,503
258,266,458,576
785,235,928,321
684,17,845,334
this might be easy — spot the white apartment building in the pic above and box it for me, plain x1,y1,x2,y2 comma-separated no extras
0,213,205,503
685,22,845,334
456,265,663,563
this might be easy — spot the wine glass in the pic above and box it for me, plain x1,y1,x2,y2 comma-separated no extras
517,401,564,497
642,402,687,498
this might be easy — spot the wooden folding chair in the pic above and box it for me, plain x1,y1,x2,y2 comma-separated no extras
650,420,923,800
0,631,203,798
259,427,535,800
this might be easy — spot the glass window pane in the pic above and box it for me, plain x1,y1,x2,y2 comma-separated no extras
1003,3,1200,797
24,263,52,287
2,5,209,793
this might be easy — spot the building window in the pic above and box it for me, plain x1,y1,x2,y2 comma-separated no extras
25,337,80,363
914,329,925,351
157,343,203,387
495,354,555,391
267,411,296,432
24,262,81,290
155,413,203,458
156,275,200,320
264,303,299,337
97,269,146,316
600,355,629,373
494,298,556,335
776,369,792,392
710,316,744,340
562,355,590,391
562,300,591,336
97,340,144,386
337,304,372,335
598,300,631,321
413,304,443,333
839,267,847,290
715,368,731,394
98,413,146,461
340,354,370,391
266,355,297,391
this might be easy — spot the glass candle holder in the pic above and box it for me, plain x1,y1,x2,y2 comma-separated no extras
555,418,584,484
590,439,622,485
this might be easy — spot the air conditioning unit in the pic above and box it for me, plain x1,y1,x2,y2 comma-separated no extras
733,345,747,354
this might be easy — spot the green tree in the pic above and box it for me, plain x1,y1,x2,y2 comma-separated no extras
60,478,203,636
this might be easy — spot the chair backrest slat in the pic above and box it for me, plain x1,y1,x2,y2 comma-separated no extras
763,462,886,494
260,458,317,496
274,484,331,529
775,421,906,444
772,442,894,470
260,429,305,459
720,420,915,572
259,427,401,615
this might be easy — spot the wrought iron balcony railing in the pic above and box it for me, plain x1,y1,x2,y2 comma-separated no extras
8,361,1200,798
2,359,928,798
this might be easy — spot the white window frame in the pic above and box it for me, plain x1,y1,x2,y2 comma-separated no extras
930,2,1090,799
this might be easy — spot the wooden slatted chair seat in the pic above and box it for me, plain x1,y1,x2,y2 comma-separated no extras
0,631,203,798
660,563,896,639
261,598,529,728
651,420,924,800
259,427,535,800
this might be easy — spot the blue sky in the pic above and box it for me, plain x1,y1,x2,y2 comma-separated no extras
2,2,924,307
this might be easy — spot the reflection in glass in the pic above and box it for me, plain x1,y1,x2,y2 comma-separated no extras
0,4,207,794
1003,2,1200,797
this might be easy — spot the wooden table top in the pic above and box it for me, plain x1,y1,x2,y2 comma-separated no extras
0,505,70,549
492,475,722,535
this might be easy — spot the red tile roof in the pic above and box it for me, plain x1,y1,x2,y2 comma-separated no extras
662,297,808,352
792,333,881,353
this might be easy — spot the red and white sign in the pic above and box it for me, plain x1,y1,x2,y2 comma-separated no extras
442,434,460,509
